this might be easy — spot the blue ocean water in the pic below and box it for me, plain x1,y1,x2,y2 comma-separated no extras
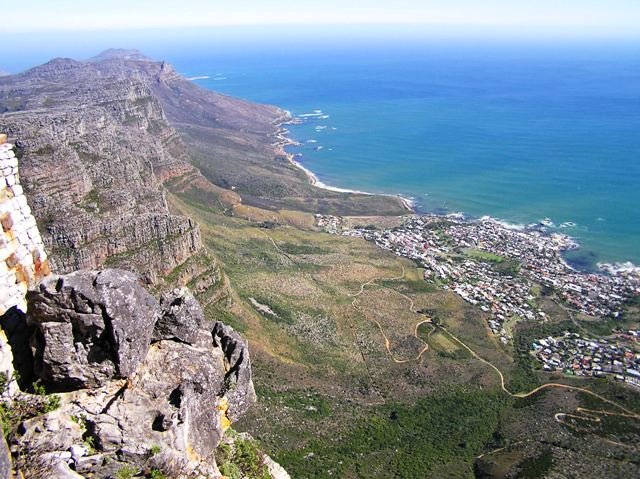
168,42,640,267
10,38,634,267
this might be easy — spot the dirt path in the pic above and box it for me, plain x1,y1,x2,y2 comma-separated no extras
244,226,640,445
438,325,640,457
349,267,434,364
441,326,639,415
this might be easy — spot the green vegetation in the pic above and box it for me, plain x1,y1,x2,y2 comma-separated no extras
278,242,331,255
32,381,61,412
0,378,61,439
216,432,272,479
465,248,506,263
463,248,521,276
245,294,295,326
205,304,247,333
258,387,332,419
83,434,97,454
275,387,510,478
517,448,554,479
149,444,161,456
148,470,167,479
115,465,138,479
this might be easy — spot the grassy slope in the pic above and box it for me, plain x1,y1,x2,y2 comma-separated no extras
165,177,640,478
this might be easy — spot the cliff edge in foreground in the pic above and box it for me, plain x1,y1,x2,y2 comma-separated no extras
0,136,287,478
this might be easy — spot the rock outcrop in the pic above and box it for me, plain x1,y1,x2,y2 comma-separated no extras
0,60,202,283
11,270,256,477
27,270,159,389
154,287,207,345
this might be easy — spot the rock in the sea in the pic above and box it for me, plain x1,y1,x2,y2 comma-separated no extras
26,269,159,389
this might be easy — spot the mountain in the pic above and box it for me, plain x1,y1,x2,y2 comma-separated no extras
89,48,154,62
2,50,637,479
0,51,405,285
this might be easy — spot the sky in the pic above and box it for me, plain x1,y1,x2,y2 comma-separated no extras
5,0,640,37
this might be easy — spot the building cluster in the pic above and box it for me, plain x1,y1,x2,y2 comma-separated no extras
316,214,640,342
315,214,343,235
532,331,640,387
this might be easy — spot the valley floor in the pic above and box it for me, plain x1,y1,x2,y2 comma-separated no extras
166,176,640,479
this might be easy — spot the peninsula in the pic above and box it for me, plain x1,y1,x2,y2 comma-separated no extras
0,50,638,479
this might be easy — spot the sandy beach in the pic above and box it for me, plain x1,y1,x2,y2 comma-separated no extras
274,117,415,212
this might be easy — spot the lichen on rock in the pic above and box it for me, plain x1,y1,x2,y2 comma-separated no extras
10,269,259,478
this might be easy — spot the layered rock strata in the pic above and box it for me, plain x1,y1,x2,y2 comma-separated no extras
0,61,201,283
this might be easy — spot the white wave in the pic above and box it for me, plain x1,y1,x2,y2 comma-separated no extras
212,77,227,81
187,75,210,81
538,217,555,228
479,215,526,231
298,113,325,118
597,261,640,275
307,139,318,143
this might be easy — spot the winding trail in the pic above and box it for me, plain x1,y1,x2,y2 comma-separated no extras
441,326,639,414
349,267,434,364
439,325,640,457
253,226,640,450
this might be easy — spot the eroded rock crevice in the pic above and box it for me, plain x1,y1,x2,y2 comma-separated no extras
10,271,256,477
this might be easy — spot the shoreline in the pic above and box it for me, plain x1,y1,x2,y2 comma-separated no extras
274,119,415,212
273,113,638,274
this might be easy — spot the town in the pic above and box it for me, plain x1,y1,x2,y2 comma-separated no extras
316,214,640,343
531,330,640,388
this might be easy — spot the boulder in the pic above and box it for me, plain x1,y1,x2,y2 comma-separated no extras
153,287,208,345
26,269,159,389
9,269,259,477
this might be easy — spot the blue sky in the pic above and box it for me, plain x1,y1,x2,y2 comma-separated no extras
6,0,640,37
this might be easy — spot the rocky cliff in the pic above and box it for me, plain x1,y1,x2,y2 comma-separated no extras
0,58,202,284
0,137,286,478
15,271,256,478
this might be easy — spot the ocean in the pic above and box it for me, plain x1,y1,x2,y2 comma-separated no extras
174,41,640,269
10,37,640,268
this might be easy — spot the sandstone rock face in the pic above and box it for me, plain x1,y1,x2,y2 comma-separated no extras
0,141,50,315
0,60,201,282
10,269,258,477
154,287,208,345
213,322,257,422
26,270,158,389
